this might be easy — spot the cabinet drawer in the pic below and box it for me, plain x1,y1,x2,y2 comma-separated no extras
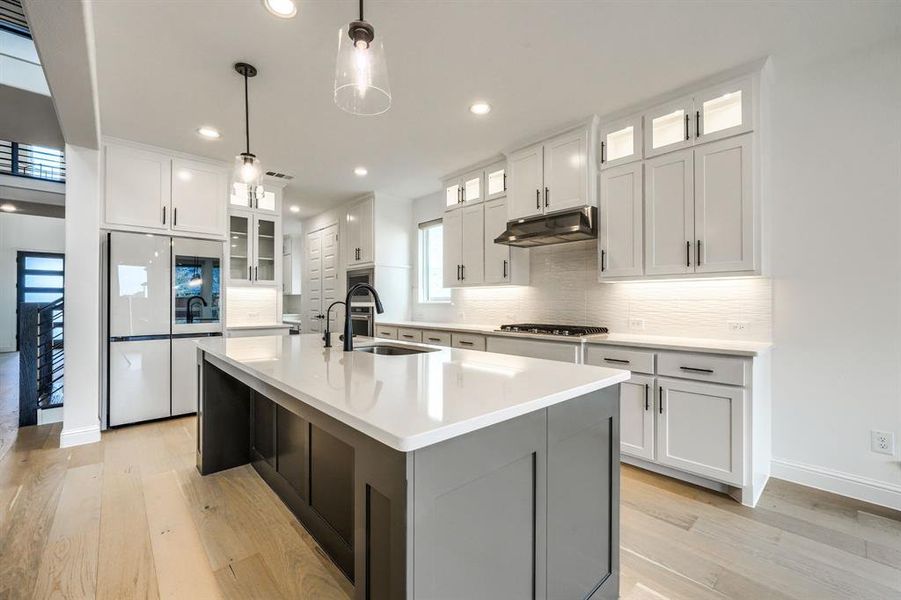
374,325,398,340
422,330,451,347
451,333,486,351
398,328,423,343
657,352,747,386
584,345,655,374
486,336,580,363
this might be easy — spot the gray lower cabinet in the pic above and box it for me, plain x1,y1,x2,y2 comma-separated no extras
198,352,620,599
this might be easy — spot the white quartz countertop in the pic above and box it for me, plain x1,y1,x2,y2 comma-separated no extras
196,334,630,452
375,320,772,356
227,323,293,331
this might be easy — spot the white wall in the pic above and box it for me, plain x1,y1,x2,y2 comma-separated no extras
768,36,901,503
60,143,101,448
0,212,65,351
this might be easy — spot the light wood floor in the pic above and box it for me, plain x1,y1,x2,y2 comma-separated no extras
1,412,900,598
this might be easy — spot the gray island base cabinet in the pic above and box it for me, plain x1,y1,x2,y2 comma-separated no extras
197,353,620,599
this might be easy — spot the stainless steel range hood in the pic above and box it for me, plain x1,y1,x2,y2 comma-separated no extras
494,206,597,248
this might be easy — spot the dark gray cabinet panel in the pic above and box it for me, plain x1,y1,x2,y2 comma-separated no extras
310,424,355,547
252,392,276,466
366,485,391,600
276,406,308,500
197,360,250,475
547,387,620,600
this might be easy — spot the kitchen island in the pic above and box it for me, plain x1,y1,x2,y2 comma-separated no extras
195,334,630,600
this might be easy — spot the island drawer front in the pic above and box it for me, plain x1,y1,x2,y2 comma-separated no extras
397,328,423,343
657,352,747,386
451,333,486,351
422,330,451,347
375,325,398,340
584,345,655,374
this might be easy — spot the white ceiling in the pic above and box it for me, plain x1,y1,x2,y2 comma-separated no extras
90,1,900,220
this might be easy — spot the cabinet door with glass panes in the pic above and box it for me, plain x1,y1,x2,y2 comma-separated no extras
252,214,280,285
227,210,254,284
460,169,483,206
599,114,642,169
230,182,278,214
694,78,753,144
485,161,507,201
643,95,694,159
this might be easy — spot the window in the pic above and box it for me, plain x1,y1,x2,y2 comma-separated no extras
16,251,64,350
419,220,450,303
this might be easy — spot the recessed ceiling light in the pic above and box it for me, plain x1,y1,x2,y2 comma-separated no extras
0,203,16,212
469,102,491,115
197,126,221,139
263,0,297,18
354,166,368,176
289,205,300,213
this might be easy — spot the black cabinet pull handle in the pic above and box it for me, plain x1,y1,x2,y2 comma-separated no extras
173,207,177,226
536,189,540,210
659,386,664,414
459,340,474,345
601,249,607,272
684,113,689,140
686,241,691,267
645,384,649,411
248,265,251,280
255,266,258,280
695,110,701,138
461,264,465,280
600,141,606,164
680,366,714,374
544,187,549,208
503,172,507,191
402,334,414,339
162,206,166,225
603,357,630,364
427,337,440,342
696,239,701,265
503,259,508,279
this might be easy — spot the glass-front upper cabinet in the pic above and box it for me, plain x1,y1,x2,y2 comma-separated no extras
254,216,277,284
461,170,483,205
599,114,642,169
445,179,462,210
485,162,506,200
695,78,753,143
228,212,251,283
230,183,278,213
643,95,694,159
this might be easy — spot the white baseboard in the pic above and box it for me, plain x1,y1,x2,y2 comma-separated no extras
771,458,901,511
37,406,64,425
59,423,101,448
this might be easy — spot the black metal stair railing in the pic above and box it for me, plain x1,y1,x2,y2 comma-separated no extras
35,298,63,408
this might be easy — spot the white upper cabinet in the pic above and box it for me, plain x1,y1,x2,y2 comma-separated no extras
695,78,753,144
643,95,694,159
253,214,279,285
230,183,277,213
483,198,510,284
485,162,507,201
345,196,374,267
599,161,644,279
442,208,463,288
694,134,754,273
445,179,462,210
507,142,544,220
461,169,483,205
644,149,695,276
460,204,485,285
227,211,253,284
171,158,228,237
599,114,642,169
543,128,591,213
104,144,171,231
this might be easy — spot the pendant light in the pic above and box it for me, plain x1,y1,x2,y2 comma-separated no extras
233,62,264,202
334,0,391,116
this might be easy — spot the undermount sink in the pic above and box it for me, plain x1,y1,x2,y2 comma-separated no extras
354,344,439,356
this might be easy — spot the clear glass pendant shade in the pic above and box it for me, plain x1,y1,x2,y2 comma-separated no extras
334,26,391,116
234,153,263,188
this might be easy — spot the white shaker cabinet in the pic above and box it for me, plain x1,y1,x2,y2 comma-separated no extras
483,198,510,284
442,208,463,288
543,128,591,213
345,196,374,266
461,169,484,205
171,158,228,237
656,378,746,486
485,161,507,201
599,161,643,279
460,204,485,285
507,143,544,220
599,114,642,169
104,143,171,232
695,78,753,144
694,134,754,273
643,95,694,159
619,374,655,461
644,148,694,276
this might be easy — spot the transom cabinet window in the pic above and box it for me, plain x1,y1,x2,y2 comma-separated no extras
419,220,450,303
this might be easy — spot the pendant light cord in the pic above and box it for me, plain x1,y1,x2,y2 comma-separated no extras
359,0,364,21
244,71,250,155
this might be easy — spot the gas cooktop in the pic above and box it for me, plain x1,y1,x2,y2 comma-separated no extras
498,323,609,337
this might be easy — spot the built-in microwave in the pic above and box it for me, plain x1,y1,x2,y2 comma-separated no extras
347,268,374,305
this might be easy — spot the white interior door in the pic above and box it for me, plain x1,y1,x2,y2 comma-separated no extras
442,209,463,288
644,149,694,275
507,143,544,220
483,199,510,283
171,337,200,416
619,375,655,460
109,338,171,426
599,162,643,279
460,204,484,285
321,224,340,329
656,378,745,486
109,232,171,337
543,129,588,213
694,134,754,274
306,229,323,332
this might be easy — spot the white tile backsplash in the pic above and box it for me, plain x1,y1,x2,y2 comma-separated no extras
414,240,772,341
227,286,279,326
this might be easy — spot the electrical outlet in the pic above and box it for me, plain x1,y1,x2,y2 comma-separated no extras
871,430,895,455
727,320,749,333
628,318,645,331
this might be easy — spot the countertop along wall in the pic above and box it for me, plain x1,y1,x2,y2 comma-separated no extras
0,212,65,352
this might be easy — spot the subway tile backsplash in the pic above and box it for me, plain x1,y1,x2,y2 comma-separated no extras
413,240,772,341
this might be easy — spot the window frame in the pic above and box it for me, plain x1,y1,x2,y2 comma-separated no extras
15,250,65,350
418,219,450,304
